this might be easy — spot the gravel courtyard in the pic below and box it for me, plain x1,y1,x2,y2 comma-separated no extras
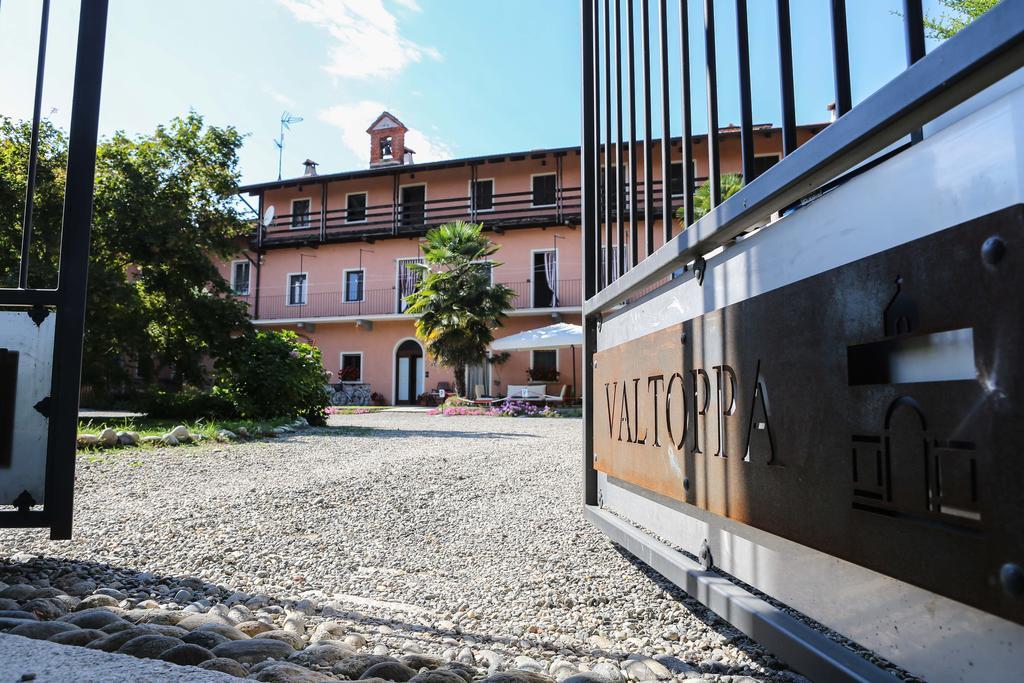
0,412,804,682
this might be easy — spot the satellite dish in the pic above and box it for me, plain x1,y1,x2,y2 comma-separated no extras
262,205,276,227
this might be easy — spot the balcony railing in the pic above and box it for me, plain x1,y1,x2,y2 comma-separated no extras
244,279,582,321
258,186,584,246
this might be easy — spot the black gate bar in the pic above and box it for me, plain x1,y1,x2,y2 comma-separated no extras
735,0,754,184
830,0,852,117
603,0,613,288
18,0,52,290
626,0,638,268
704,0,721,208
776,0,797,157
640,0,654,256
677,0,694,229
657,0,672,243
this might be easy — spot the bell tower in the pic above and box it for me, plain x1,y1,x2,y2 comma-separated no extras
367,111,413,168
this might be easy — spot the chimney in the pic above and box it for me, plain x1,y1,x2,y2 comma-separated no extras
303,159,319,177
827,102,837,123
366,112,410,168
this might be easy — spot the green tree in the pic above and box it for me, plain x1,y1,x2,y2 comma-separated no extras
403,221,514,398
675,173,744,224
924,0,998,40
0,113,252,399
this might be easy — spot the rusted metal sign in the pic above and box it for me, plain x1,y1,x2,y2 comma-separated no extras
593,206,1024,624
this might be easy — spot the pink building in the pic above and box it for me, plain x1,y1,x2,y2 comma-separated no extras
228,112,824,405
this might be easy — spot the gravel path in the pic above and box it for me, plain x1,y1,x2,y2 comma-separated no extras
1,412,805,682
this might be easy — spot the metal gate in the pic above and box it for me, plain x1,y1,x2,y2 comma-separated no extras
0,0,109,539
580,1,1024,681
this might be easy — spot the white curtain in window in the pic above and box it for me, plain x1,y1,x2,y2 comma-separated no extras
543,251,557,305
399,259,422,311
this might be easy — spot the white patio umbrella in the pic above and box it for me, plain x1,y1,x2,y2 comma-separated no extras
491,322,583,396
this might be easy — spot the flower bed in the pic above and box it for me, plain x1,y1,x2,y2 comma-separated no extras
429,399,561,418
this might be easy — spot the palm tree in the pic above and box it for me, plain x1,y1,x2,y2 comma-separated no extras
403,222,514,398
675,173,744,224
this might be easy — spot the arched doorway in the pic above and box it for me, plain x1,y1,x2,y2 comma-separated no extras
394,339,424,405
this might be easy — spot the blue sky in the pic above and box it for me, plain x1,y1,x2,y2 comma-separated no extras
1,0,948,186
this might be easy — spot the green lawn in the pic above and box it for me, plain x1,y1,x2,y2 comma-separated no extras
77,416,297,442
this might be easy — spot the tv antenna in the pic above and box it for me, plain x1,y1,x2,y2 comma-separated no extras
274,111,303,181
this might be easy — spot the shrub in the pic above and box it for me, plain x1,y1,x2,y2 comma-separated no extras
213,330,330,424
370,392,387,406
144,386,237,420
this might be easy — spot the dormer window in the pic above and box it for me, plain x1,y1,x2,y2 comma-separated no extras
380,136,394,160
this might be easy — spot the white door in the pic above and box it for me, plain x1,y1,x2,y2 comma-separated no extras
398,358,411,401
415,358,425,396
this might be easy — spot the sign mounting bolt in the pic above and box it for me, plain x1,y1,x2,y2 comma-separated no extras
981,235,1006,268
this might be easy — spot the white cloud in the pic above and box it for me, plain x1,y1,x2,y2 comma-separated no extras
262,86,296,109
277,0,440,80
318,100,454,164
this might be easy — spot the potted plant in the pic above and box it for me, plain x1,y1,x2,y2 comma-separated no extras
526,367,560,383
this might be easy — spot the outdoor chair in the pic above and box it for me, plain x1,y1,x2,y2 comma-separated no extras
543,385,568,404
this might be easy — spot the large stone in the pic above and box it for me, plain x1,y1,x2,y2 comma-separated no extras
563,675,614,683
23,597,68,620
211,637,296,665
76,594,120,610
514,656,545,674
77,433,100,448
310,620,346,643
116,634,185,659
59,607,126,630
442,662,479,683
333,654,397,679
169,425,191,440
194,621,250,641
124,608,185,626
361,661,419,682
182,629,231,650
0,610,38,621
94,587,128,601
409,670,469,683
549,661,579,682
255,628,306,650
227,605,254,623
158,643,216,666
624,655,670,680
0,584,36,601
9,621,80,640
87,626,160,652
620,660,660,683
288,641,356,667
0,617,39,631
197,657,249,677
482,673,556,683
401,654,445,670
99,427,118,447
590,664,623,683
176,610,234,630
238,619,275,636
48,628,107,647
0,598,20,611
248,661,337,682
100,620,135,634
142,623,189,638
